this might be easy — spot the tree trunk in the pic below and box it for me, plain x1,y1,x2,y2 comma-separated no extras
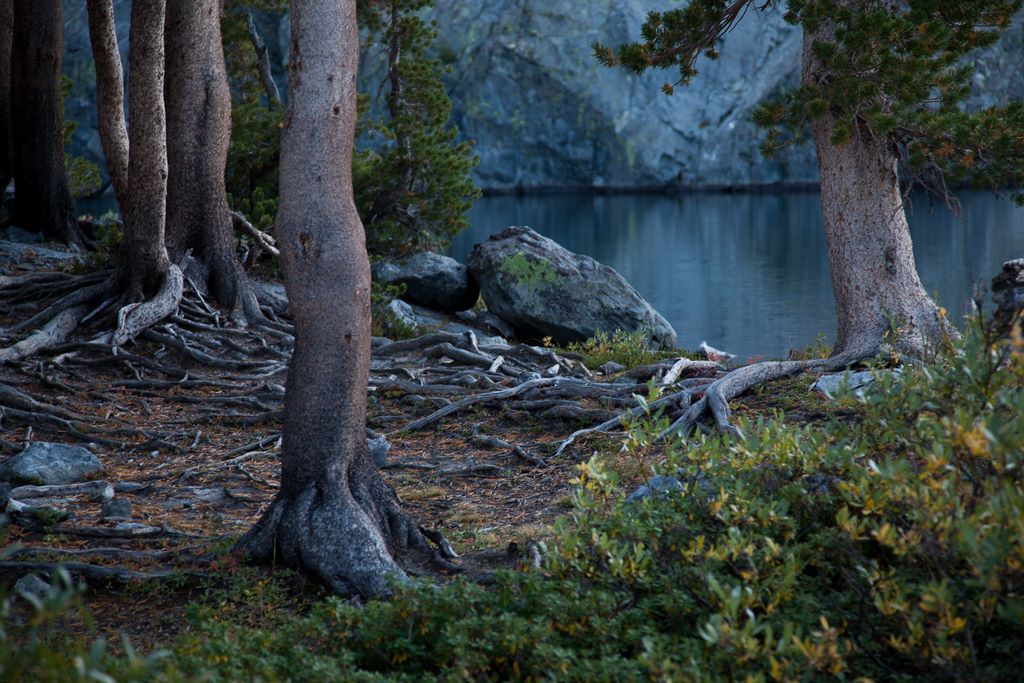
802,28,946,358
121,0,170,300
236,0,429,597
0,0,13,194
164,0,256,318
9,1,78,245
85,0,129,212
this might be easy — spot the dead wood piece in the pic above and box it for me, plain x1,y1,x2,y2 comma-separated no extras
399,377,585,433
0,560,205,583
469,433,547,467
0,304,90,365
374,332,467,356
371,379,472,396
7,545,206,563
9,480,113,502
419,527,460,559
232,210,280,257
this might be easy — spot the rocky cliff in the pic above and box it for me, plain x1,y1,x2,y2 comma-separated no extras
61,2,1024,193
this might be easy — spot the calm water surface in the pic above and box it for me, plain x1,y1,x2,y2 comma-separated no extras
449,192,1024,359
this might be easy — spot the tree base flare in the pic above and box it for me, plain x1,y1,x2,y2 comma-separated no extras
235,459,434,598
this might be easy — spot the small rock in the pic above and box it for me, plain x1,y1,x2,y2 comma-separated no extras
811,369,901,397
13,574,50,602
367,432,390,468
0,442,102,485
114,481,149,494
387,299,418,330
100,498,132,520
627,475,685,502
599,360,626,375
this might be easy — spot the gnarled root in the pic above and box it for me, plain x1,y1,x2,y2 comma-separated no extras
235,455,435,598
112,263,184,346
661,349,872,440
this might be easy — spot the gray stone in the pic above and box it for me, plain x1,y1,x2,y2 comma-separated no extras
367,432,390,468
114,481,150,494
599,361,626,375
0,443,102,485
13,574,50,602
374,252,479,312
100,498,132,520
812,370,882,397
627,475,685,502
386,299,418,330
468,226,677,348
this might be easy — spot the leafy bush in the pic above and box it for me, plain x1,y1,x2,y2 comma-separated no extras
22,318,1024,681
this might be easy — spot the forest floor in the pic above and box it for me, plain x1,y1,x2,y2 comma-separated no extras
0,242,846,653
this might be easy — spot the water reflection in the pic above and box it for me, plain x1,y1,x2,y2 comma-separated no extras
450,191,1024,359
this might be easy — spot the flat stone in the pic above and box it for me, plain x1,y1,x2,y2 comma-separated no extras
811,369,903,397
599,361,626,375
0,442,102,485
100,498,132,520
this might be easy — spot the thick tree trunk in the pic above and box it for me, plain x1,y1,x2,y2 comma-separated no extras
0,1,12,194
803,30,946,358
237,0,429,597
165,0,255,317
9,1,78,245
121,0,170,300
85,0,129,211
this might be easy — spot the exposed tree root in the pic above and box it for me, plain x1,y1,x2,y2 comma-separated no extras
235,453,439,597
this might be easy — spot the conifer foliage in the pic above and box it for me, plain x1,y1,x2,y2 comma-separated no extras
355,0,480,258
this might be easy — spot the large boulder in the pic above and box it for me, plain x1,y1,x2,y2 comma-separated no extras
374,252,479,312
0,442,102,485
467,226,677,348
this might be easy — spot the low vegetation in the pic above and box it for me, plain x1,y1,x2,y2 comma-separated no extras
3,317,1021,680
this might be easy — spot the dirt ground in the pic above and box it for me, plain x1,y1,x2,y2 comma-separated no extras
0,248,841,652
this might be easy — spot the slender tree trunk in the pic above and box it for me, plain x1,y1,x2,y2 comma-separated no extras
164,0,255,317
9,1,78,245
803,29,946,358
0,0,12,194
237,0,429,598
86,0,129,211
121,0,170,299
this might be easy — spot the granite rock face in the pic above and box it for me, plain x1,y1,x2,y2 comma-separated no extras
468,226,677,348
62,3,1024,191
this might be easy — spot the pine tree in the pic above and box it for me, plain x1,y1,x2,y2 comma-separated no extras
596,0,1024,436
598,1,1024,355
355,0,480,258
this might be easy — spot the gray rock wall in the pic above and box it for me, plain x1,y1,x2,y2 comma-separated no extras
61,2,1024,193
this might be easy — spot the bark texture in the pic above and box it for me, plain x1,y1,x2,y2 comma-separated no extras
121,0,170,300
0,0,12,192
9,1,77,244
236,0,429,597
165,0,254,316
802,26,945,358
85,0,128,210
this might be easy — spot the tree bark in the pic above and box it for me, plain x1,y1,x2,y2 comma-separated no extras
0,0,13,194
9,1,78,245
802,26,946,358
164,0,256,317
85,0,129,211
121,0,170,299
236,0,429,597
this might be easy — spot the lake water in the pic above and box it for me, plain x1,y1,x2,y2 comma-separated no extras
449,191,1024,359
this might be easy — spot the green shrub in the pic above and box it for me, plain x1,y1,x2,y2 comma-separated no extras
156,318,1022,681
565,328,684,370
